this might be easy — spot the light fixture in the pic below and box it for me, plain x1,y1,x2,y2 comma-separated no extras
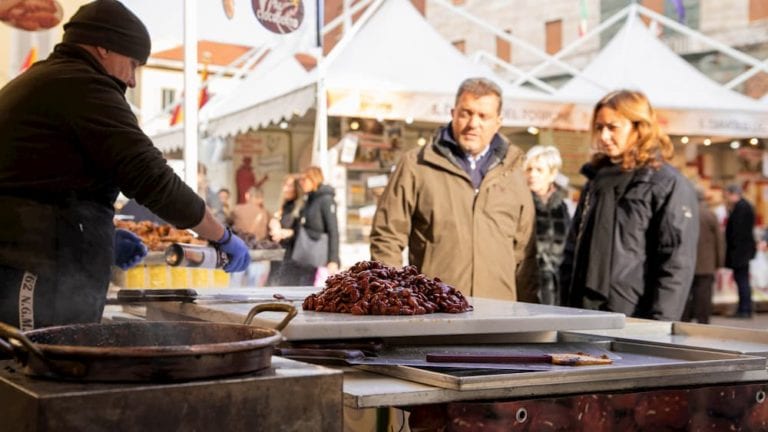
417,134,427,146
730,140,740,149
680,136,689,144
279,121,288,129
527,126,539,135
349,120,360,131
405,116,414,125
703,138,712,146
750,137,759,146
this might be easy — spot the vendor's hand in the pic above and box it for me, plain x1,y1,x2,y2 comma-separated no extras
217,228,250,273
114,229,147,270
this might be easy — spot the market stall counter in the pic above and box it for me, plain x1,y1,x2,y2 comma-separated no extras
141,287,768,430
0,356,342,432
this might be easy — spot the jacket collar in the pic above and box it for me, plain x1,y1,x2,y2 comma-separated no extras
50,42,128,93
425,124,512,174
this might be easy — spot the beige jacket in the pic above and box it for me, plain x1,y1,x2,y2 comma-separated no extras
370,131,538,302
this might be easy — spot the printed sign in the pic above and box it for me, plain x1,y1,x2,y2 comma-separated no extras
251,0,304,34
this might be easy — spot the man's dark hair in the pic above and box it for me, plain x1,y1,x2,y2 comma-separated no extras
455,77,503,114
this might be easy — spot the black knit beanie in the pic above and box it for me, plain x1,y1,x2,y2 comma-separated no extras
63,0,151,64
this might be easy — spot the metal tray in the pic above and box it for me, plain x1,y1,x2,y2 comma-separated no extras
356,338,765,391
574,321,768,357
141,249,285,265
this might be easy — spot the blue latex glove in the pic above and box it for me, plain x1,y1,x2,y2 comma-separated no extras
216,228,250,273
114,229,148,270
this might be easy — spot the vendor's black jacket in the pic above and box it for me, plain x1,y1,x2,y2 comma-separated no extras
294,184,340,265
0,43,205,274
559,160,699,321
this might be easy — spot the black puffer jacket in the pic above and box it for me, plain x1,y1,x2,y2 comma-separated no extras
294,184,340,265
532,186,570,305
560,161,699,321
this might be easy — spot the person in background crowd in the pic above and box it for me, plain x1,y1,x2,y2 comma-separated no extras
197,162,220,210
682,189,724,324
288,166,340,285
266,174,304,286
215,187,232,224
370,77,538,302
560,90,699,321
229,187,270,286
0,0,250,330
524,145,570,305
724,184,757,318
231,187,270,241
235,156,268,204
269,174,303,246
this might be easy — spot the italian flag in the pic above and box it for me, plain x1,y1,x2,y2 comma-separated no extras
169,64,211,126
578,0,588,37
18,47,37,73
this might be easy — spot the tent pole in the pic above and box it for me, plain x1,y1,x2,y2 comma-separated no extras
725,58,768,90
312,0,328,176
472,51,557,94
428,0,594,82
512,5,630,88
635,4,768,78
183,0,199,191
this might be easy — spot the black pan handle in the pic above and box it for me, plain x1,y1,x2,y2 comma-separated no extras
243,303,298,331
0,321,47,365
113,289,199,303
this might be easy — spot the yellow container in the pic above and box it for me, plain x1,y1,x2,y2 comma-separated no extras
213,269,230,288
124,266,146,289
147,265,170,289
190,268,211,288
169,267,190,288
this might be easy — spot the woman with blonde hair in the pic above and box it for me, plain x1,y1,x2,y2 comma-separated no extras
285,166,340,285
266,174,303,286
559,90,699,321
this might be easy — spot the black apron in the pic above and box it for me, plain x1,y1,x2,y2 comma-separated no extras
0,194,114,329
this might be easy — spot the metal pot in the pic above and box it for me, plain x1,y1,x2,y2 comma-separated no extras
0,303,297,382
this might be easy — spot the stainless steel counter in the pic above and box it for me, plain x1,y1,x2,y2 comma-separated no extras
0,356,342,431
145,288,625,340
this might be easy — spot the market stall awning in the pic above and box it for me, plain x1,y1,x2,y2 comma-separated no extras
555,16,768,137
322,0,556,126
149,125,185,153
202,0,564,139
205,52,317,137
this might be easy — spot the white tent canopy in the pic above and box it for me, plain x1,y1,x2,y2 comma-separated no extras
203,0,562,140
205,52,317,137
555,14,768,138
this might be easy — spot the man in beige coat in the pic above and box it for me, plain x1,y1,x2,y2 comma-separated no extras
370,78,538,302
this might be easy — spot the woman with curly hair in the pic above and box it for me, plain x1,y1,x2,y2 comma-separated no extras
559,90,699,321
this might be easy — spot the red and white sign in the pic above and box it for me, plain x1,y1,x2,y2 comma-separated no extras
251,0,304,34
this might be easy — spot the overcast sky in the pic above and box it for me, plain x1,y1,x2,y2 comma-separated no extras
121,0,314,51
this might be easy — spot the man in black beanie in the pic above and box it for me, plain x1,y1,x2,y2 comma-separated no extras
0,0,251,330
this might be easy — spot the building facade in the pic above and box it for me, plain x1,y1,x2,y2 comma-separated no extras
424,0,768,98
